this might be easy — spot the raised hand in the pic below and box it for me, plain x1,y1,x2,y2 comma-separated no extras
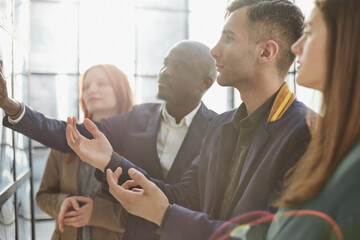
106,167,169,226
0,60,22,117
58,196,94,231
66,117,113,171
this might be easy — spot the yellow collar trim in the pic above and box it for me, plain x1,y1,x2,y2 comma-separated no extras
267,82,295,123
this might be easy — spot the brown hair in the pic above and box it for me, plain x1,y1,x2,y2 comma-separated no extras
275,0,360,206
67,64,134,162
226,0,304,77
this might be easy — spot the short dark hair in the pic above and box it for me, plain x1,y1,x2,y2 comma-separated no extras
226,0,304,77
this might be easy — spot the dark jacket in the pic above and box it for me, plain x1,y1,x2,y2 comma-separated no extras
3,102,217,240
100,86,311,239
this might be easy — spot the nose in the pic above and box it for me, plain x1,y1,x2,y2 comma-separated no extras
210,42,220,61
291,34,305,56
86,82,98,93
160,65,173,77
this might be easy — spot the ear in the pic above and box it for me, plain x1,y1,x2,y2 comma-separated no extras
256,40,278,64
200,77,213,92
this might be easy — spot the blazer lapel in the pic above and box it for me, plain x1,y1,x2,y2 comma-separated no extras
210,120,239,218
131,105,164,179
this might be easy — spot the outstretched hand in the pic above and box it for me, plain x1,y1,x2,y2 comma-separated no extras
107,167,169,226
0,60,21,116
66,117,113,171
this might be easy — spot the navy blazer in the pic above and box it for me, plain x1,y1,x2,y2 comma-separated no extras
102,98,311,239
3,102,217,239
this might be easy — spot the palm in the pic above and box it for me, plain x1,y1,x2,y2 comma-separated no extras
66,117,113,170
0,66,9,108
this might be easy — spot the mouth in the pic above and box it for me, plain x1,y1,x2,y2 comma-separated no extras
158,80,170,88
296,60,302,70
87,97,100,103
215,64,224,72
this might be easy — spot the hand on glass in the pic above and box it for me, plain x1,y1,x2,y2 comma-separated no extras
58,196,94,231
0,60,21,116
106,167,169,226
66,117,113,171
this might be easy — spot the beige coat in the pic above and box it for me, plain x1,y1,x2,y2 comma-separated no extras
36,149,125,240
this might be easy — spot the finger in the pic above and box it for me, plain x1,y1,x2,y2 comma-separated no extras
64,210,80,217
113,167,122,179
121,180,139,190
71,117,82,138
128,168,154,191
70,198,80,211
64,220,85,228
106,169,130,199
63,215,82,225
66,119,76,147
83,118,103,139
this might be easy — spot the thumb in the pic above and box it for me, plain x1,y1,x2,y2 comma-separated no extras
128,168,152,190
70,198,80,211
83,118,102,138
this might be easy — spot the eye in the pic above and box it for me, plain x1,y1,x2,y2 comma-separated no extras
83,85,90,91
174,64,183,71
226,35,233,41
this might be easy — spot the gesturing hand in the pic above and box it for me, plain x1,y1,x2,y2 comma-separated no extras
106,167,169,226
66,117,113,171
58,196,94,231
0,60,21,116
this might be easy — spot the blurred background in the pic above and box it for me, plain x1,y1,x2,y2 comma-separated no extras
0,0,320,239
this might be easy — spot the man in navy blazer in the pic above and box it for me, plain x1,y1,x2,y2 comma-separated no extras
0,41,217,239
63,0,311,239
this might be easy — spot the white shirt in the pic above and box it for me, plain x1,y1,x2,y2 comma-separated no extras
157,102,201,177
8,106,26,124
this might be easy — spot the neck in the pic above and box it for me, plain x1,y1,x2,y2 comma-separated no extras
92,110,118,121
165,100,200,124
236,75,283,115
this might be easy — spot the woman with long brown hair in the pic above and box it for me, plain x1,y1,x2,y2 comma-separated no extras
267,0,360,239
36,64,134,239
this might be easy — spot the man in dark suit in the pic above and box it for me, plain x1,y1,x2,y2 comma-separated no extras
0,40,217,239
64,0,311,239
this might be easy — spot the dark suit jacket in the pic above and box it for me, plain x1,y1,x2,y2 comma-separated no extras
101,98,311,239
3,102,217,240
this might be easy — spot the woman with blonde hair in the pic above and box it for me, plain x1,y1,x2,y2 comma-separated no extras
36,64,134,239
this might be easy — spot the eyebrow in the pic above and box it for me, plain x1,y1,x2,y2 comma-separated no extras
222,29,235,36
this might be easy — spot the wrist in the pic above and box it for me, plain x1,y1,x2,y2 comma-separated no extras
6,100,23,119
156,204,171,227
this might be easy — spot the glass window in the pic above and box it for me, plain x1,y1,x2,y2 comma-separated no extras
0,27,13,79
136,0,187,10
0,144,14,192
15,149,29,178
16,180,32,240
0,196,16,240
29,74,79,120
135,76,162,104
0,0,12,28
14,0,30,42
30,1,79,74
136,9,187,76
32,147,51,219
